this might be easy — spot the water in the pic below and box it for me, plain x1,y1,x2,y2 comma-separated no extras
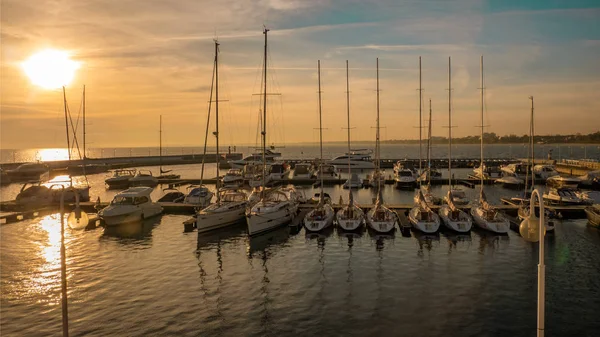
2,143,599,163
1,168,600,336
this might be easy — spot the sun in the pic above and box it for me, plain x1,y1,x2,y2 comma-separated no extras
21,49,81,89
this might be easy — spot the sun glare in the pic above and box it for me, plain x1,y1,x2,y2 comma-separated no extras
37,148,70,162
22,49,80,89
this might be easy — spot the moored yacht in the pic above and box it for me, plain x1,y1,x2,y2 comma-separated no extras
546,175,581,188
439,191,472,232
184,185,214,207
228,149,281,169
394,166,416,190
105,169,137,189
292,162,314,179
315,163,337,179
543,187,591,206
533,164,559,180
129,169,158,187
409,190,441,233
99,187,163,226
268,162,290,180
247,188,299,235
222,169,244,187
196,189,248,233
472,163,502,179
15,175,91,206
328,149,375,170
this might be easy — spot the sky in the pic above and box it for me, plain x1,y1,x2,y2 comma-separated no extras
1,0,599,149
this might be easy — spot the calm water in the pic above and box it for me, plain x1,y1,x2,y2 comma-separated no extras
1,167,600,336
2,143,599,163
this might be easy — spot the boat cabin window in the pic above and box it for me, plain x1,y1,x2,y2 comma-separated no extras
265,192,288,202
222,193,245,202
399,170,413,177
112,196,134,205
134,196,149,205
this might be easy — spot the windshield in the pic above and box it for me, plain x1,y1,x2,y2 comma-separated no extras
400,171,413,177
112,196,134,205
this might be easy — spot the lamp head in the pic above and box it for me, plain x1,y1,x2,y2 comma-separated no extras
67,207,89,229
519,214,545,242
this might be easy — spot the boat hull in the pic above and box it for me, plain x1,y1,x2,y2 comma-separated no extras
408,207,441,233
304,205,335,232
105,178,131,190
246,204,297,236
470,206,509,234
196,207,246,233
438,206,472,233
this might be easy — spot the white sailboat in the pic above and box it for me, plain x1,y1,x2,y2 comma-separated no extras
438,57,472,232
409,189,441,233
418,98,442,205
304,60,335,232
195,40,249,232
366,58,397,233
336,60,366,231
470,56,510,234
246,28,299,236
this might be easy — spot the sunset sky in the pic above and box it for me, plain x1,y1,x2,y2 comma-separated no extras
1,0,599,149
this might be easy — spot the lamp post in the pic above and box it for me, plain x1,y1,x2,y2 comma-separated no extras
519,188,546,337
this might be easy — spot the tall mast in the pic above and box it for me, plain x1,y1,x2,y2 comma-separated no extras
159,115,162,171
448,56,452,189
318,60,324,200
530,96,535,191
428,98,432,183
418,56,422,186
215,40,221,202
63,86,71,161
376,58,381,195
83,85,86,160
479,56,484,191
346,60,353,204
262,28,269,193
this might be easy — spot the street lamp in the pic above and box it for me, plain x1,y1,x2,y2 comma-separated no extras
519,188,546,337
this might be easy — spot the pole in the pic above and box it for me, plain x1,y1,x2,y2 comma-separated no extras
530,96,535,190
82,85,86,160
418,56,422,186
59,188,69,337
215,40,221,203
448,56,452,189
262,28,269,194
63,87,71,161
346,60,352,204
529,189,545,337
159,115,162,172
318,60,324,200
376,58,381,195
479,56,484,191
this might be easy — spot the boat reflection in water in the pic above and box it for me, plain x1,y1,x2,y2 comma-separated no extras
412,230,440,257
472,226,510,255
441,229,473,254
100,216,161,244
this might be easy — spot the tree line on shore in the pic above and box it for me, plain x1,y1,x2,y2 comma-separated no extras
382,131,600,145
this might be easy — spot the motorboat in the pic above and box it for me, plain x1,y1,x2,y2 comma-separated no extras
15,175,90,207
184,185,214,207
268,162,290,180
243,163,262,180
327,149,375,170
228,149,280,169
246,188,299,235
502,163,529,176
438,191,472,233
99,187,163,226
196,189,248,233
343,173,362,189
6,162,49,182
470,191,509,234
222,169,244,187
394,167,416,190
292,163,314,179
315,163,337,179
157,191,185,203
105,169,137,189
496,171,524,189
129,170,158,187
409,190,441,233
417,168,442,183
546,175,581,189
543,187,591,206
533,165,559,180
584,204,600,228
472,163,502,179
444,188,469,206
579,170,600,190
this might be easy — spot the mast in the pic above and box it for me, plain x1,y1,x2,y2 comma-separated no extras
346,60,352,203
215,39,220,202
376,58,381,197
159,115,162,172
83,85,86,160
318,60,324,201
530,96,535,191
427,99,432,185
200,44,217,185
448,56,452,189
63,86,71,161
418,56,422,186
479,56,484,191
261,28,269,194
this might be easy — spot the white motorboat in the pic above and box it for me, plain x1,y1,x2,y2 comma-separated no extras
222,169,244,187
439,191,472,233
268,162,290,180
343,173,362,189
472,163,502,180
129,169,158,187
445,188,469,206
184,185,214,207
533,165,559,180
196,189,248,233
315,163,337,179
366,58,397,234
584,204,600,228
247,188,299,235
496,171,524,189
105,169,137,189
470,56,509,235
292,163,314,179
15,175,91,206
502,163,529,176
99,187,163,226
328,149,375,170
228,149,280,169
543,187,591,206
546,175,581,188
394,167,416,190
409,190,441,233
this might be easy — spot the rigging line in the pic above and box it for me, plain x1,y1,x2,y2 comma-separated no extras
66,100,83,161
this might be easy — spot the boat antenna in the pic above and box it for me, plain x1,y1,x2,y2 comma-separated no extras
318,60,324,203
215,39,221,203
261,27,269,198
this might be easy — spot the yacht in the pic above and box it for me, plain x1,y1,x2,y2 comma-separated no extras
184,185,214,207
409,190,441,233
445,188,469,206
243,163,262,180
496,170,524,189
579,170,600,189
584,204,600,228
533,165,559,180
99,187,163,226
472,163,502,179
315,163,337,179
366,170,386,188
304,60,335,233
394,165,416,190
105,169,137,189
196,189,248,233
129,170,158,187
6,162,49,182
546,175,581,188
228,149,280,169
328,149,375,170
222,169,244,187
439,191,472,233
418,185,442,205
15,175,90,206
543,187,591,206
268,162,290,180
292,163,314,179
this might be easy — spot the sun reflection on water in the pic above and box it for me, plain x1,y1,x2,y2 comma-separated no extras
37,148,70,162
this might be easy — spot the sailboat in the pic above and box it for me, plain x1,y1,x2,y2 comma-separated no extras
417,98,442,205
246,28,299,236
337,60,366,232
470,56,510,234
196,40,249,232
157,115,180,180
304,60,335,232
438,58,472,232
366,58,397,233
